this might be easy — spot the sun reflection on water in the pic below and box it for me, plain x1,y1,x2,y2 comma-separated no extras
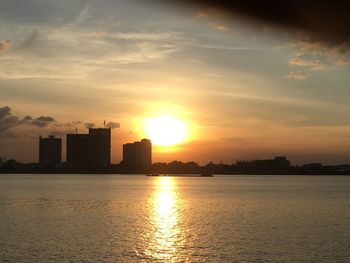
145,177,181,261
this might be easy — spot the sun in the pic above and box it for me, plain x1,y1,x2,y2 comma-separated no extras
145,116,187,146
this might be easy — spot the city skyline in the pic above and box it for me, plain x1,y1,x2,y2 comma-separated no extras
1,0,350,165
4,128,350,172
38,128,153,167
1,2,350,263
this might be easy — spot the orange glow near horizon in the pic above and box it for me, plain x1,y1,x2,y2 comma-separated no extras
133,103,197,154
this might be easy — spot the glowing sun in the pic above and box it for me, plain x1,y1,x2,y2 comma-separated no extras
145,116,187,146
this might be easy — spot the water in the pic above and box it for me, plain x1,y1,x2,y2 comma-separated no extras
0,174,349,262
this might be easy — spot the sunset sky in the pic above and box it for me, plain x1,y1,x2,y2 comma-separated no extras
1,0,350,164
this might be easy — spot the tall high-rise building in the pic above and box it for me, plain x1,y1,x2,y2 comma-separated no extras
66,128,111,167
66,134,89,166
89,128,111,167
122,139,152,166
139,139,152,165
39,135,62,165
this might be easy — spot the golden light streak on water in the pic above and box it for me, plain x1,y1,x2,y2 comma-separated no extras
145,177,181,261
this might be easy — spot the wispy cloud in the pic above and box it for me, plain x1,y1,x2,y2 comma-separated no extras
289,35,350,69
74,6,93,24
195,8,230,32
289,57,324,70
287,70,306,80
0,26,187,80
208,22,229,32
109,32,183,41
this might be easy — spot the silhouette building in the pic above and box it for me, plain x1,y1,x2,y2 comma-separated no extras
89,128,111,167
66,134,89,166
236,156,291,171
66,128,111,167
123,139,152,166
39,135,62,165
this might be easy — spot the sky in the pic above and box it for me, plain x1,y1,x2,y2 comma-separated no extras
1,0,350,165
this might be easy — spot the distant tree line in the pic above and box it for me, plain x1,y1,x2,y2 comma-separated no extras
1,156,350,175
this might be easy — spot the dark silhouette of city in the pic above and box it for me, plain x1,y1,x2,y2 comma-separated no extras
1,128,350,175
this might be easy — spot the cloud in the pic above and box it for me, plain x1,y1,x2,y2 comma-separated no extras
85,121,120,129
32,116,55,127
63,121,82,127
208,22,229,31
0,40,12,54
0,106,18,133
289,57,324,70
0,27,186,80
110,32,181,41
84,122,95,129
18,116,33,124
0,106,121,139
334,59,350,65
287,71,306,80
290,36,350,69
0,106,121,143
195,8,230,32
0,117,18,133
0,106,11,118
106,122,120,129
18,115,55,127
74,6,93,24
0,106,57,134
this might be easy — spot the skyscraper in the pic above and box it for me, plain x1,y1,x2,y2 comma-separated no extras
66,134,89,166
139,139,152,166
39,135,62,165
122,139,152,166
66,128,111,167
89,128,111,167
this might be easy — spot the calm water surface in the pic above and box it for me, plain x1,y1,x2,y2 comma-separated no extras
0,174,349,262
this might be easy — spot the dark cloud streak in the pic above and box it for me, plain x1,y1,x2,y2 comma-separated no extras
175,0,350,47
